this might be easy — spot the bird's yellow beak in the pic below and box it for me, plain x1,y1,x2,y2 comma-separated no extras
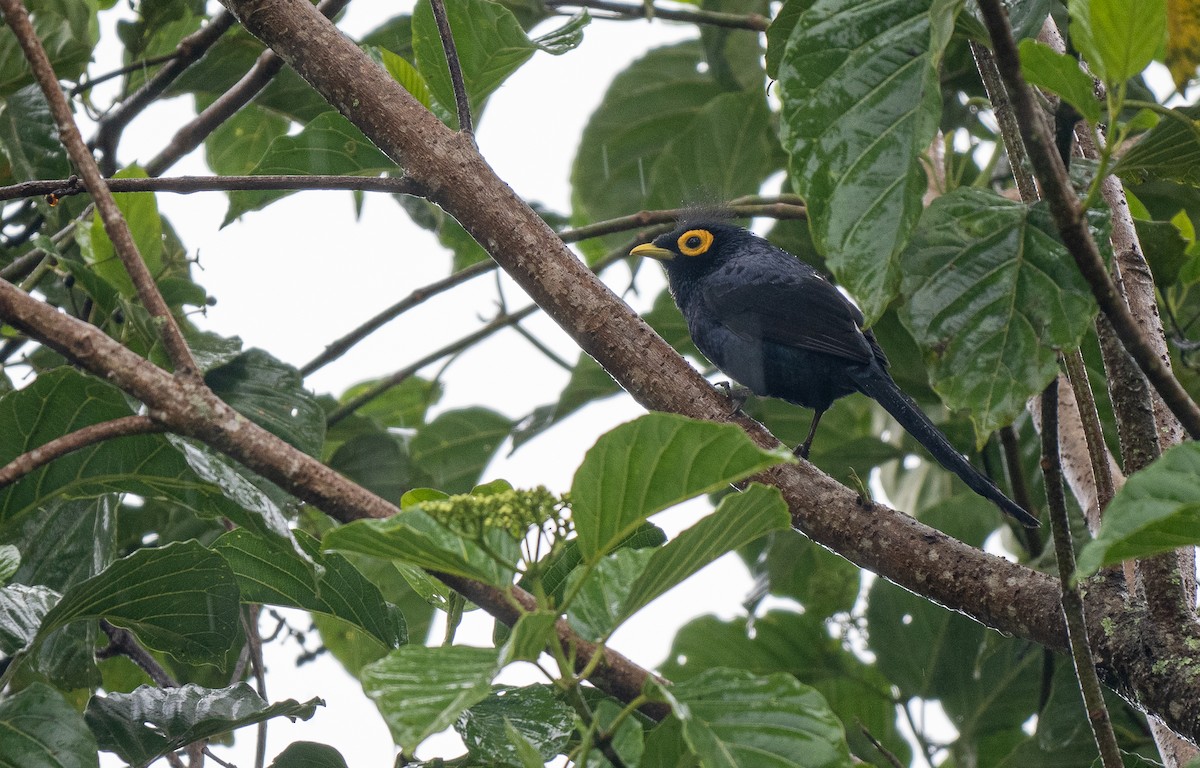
630,242,674,261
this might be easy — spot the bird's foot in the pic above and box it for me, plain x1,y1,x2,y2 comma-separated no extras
793,439,813,460
715,381,751,414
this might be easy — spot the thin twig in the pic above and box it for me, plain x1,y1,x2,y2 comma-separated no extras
144,0,351,178
999,425,1042,557
92,11,238,171
1061,350,1115,514
975,0,1200,439
98,619,177,687
1039,378,1123,768
70,51,180,96
429,0,472,135
0,0,200,376
242,606,269,768
859,723,906,768
545,0,769,31
0,174,422,203
0,415,163,488
325,304,538,425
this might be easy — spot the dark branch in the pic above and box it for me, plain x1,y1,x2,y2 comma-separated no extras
0,174,422,203
429,0,472,135
0,415,162,489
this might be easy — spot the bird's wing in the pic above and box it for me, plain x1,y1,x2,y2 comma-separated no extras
701,270,876,364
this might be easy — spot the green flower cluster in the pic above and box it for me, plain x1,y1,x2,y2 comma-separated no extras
421,486,569,539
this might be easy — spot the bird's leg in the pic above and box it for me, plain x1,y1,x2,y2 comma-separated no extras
794,408,826,459
715,381,752,414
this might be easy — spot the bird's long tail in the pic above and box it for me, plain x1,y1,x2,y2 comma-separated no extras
853,367,1039,528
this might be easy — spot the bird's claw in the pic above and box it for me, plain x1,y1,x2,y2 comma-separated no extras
715,381,751,414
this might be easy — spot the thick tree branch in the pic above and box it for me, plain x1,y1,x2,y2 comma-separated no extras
0,0,199,377
216,0,1200,742
974,0,1200,439
0,415,163,488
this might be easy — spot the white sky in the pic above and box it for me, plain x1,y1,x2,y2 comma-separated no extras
94,3,764,764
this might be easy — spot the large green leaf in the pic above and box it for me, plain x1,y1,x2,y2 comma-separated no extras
0,0,98,96
652,667,853,768
619,483,789,621
0,369,285,536
565,547,654,641
85,683,319,767
741,528,862,619
0,683,98,768
570,413,792,562
511,353,620,450
899,189,1101,443
1113,105,1200,187
223,111,399,224
570,41,727,257
660,611,909,768
213,528,405,648
205,349,325,457
1068,0,1166,86
412,0,560,128
40,540,239,668
777,0,950,324
83,165,163,298
204,104,289,177
1018,40,1103,124
1076,442,1200,576
0,583,58,654
322,507,518,586
410,407,512,493
645,89,784,209
361,644,500,754
0,85,69,185
455,684,575,767
866,578,1041,754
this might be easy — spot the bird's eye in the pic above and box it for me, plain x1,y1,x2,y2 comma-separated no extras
677,229,713,257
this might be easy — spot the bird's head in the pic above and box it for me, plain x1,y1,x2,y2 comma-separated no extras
629,221,755,278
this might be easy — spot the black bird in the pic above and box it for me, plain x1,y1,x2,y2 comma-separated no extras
631,219,1039,528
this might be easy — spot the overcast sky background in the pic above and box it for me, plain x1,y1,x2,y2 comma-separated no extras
87,3,770,764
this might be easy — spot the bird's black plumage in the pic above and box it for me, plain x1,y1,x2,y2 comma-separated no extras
631,220,1039,528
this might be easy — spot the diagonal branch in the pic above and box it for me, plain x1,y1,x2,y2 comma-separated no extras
218,0,1200,743
545,0,769,31
0,174,422,203
0,0,200,377
974,0,1200,440
0,415,163,488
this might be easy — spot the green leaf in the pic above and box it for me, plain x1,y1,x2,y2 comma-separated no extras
570,41,727,257
337,375,442,431
570,413,793,562
866,578,1041,747
566,547,655,641
455,684,575,767
501,609,558,663
1068,0,1166,86
660,611,908,767
645,89,784,210
85,683,320,766
0,369,282,535
656,667,853,768
1018,40,1102,124
213,528,405,648
204,104,289,177
742,528,862,618
0,583,59,654
0,543,18,584
900,189,1101,443
205,349,326,457
84,165,162,298
410,407,513,493
378,47,437,112
0,0,98,96
0,683,98,768
0,85,69,185
619,483,789,621
269,742,350,768
362,644,500,754
411,0,536,127
394,196,491,270
223,111,398,224
322,508,517,586
1114,105,1200,186
41,540,239,668
777,0,950,324
532,10,589,55
1076,442,1200,576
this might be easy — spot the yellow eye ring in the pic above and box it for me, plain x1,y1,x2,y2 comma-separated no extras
677,229,713,257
